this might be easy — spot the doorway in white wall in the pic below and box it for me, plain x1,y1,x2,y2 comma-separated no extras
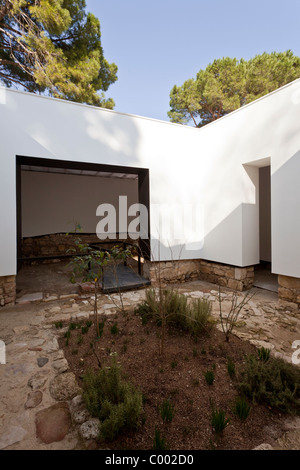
16,155,151,299
253,165,278,293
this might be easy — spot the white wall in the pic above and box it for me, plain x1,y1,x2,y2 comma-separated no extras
21,170,138,237
1,79,300,278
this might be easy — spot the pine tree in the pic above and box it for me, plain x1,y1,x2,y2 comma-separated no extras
0,0,117,107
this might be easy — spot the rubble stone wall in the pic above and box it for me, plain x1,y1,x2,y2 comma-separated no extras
0,275,16,306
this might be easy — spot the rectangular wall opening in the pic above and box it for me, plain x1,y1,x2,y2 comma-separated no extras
253,165,278,292
16,156,151,299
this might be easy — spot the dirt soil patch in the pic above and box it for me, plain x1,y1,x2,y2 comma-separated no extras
59,308,286,450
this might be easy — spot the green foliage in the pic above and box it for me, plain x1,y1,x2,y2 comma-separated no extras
153,427,168,450
211,407,230,434
97,321,105,338
64,330,71,339
68,238,109,286
227,359,236,378
77,333,83,345
55,321,63,329
257,347,271,362
237,354,300,414
83,360,143,441
135,288,211,356
160,398,175,423
186,298,212,336
168,51,300,127
0,0,117,106
233,396,251,420
68,236,128,338
110,323,119,335
69,322,77,331
135,288,211,335
204,369,215,385
171,360,178,369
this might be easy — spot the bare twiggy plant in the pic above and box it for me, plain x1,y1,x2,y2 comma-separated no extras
218,286,254,342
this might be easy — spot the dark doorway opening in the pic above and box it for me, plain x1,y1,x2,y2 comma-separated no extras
16,155,151,297
253,165,278,293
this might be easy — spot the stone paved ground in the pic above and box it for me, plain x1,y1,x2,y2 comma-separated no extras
0,280,300,450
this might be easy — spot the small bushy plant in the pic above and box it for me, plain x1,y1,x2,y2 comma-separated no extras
211,407,230,433
204,370,215,385
227,358,236,378
257,347,271,362
83,359,143,441
160,398,175,423
110,323,119,335
238,354,300,414
233,396,251,420
135,288,212,355
153,427,167,450
186,298,212,335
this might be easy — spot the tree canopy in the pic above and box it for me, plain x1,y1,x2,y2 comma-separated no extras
0,0,118,107
168,51,300,127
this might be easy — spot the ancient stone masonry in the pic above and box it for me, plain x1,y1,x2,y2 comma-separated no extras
278,275,300,304
145,259,202,286
198,260,254,291
21,233,101,261
0,275,16,306
146,259,254,292
21,233,134,263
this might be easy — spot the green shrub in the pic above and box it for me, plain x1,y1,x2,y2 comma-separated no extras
171,360,178,369
204,370,214,385
135,288,211,335
55,321,63,329
257,347,271,362
186,298,212,335
153,427,167,450
233,396,251,420
237,354,300,414
97,321,105,338
227,359,236,378
160,398,175,423
64,330,71,339
82,360,143,441
211,407,230,433
110,323,119,335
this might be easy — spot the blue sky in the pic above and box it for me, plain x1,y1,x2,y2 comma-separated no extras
86,0,300,123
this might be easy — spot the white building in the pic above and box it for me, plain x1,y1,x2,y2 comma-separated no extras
1,78,300,306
